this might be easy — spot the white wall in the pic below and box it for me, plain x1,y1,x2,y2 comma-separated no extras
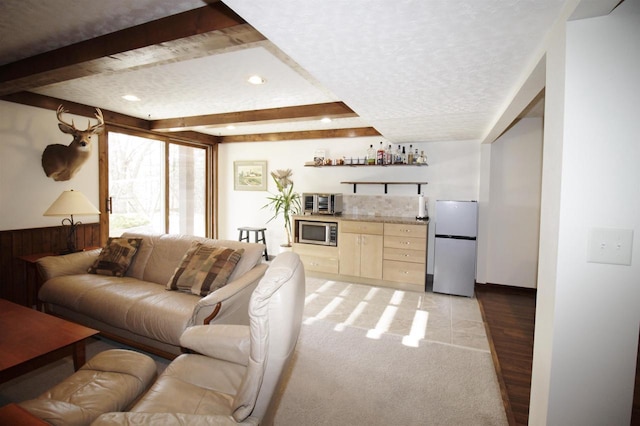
218,138,481,271
0,101,100,231
531,1,640,423
0,99,481,277
481,117,543,288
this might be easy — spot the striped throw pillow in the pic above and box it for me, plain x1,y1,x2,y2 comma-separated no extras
167,242,244,296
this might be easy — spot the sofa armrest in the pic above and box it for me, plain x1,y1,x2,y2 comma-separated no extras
180,325,250,365
190,263,268,326
36,249,101,281
92,412,258,426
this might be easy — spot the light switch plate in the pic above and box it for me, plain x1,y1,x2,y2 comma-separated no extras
587,228,634,266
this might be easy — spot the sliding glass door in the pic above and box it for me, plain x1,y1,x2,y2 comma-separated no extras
107,131,207,238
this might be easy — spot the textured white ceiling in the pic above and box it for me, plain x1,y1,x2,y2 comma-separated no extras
32,45,338,120
0,1,615,142
222,0,567,142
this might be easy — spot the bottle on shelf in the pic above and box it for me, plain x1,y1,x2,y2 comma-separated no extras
395,145,402,164
407,144,414,164
416,150,427,164
386,144,393,165
401,146,407,164
367,144,376,165
376,141,385,165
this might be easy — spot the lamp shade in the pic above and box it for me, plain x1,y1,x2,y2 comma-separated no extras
44,190,100,216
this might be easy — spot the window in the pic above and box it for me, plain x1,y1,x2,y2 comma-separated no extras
106,131,210,238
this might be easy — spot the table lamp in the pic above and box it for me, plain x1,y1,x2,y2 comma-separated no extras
44,189,100,253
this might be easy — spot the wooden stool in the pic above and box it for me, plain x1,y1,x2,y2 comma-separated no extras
238,227,269,260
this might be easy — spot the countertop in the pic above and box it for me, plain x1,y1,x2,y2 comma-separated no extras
294,214,429,226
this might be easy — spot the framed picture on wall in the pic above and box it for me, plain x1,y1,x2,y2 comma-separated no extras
234,161,268,191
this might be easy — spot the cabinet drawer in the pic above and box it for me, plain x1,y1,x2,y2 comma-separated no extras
293,243,338,258
383,260,426,285
384,235,426,250
383,247,426,264
384,223,427,238
299,254,339,274
340,221,384,235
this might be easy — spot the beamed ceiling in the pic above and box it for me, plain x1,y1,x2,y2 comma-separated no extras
0,0,623,145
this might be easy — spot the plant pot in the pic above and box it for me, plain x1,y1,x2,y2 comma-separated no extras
279,245,293,253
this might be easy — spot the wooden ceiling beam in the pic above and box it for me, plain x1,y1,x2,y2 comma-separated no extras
219,127,381,143
1,91,150,129
151,102,357,130
0,4,265,96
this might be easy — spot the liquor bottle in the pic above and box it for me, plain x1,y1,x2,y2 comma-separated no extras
377,141,385,165
401,146,407,164
395,145,402,164
386,144,393,165
407,144,414,164
367,145,376,165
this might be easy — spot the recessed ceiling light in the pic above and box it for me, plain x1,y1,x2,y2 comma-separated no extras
226,125,236,130
247,75,266,85
122,94,141,102
320,117,332,123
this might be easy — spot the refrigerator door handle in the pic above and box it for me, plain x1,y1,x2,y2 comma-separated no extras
435,234,476,241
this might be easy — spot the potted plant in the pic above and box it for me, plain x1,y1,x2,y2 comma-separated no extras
263,169,301,248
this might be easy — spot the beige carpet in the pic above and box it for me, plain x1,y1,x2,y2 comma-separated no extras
0,277,507,425
273,318,507,425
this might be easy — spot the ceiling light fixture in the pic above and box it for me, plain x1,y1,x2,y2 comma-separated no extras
320,117,332,123
247,75,266,85
122,94,141,102
226,125,236,130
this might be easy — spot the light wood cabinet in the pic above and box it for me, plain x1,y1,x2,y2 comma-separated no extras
293,216,429,292
383,223,428,289
293,243,339,274
339,221,383,279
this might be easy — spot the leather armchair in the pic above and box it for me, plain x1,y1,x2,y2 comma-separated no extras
92,252,305,426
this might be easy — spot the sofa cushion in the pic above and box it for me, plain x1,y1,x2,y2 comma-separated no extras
118,233,265,286
39,274,199,346
167,242,244,296
88,237,142,277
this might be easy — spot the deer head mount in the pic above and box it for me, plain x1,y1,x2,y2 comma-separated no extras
41,105,105,181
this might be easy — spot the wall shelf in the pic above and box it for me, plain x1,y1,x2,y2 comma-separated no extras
340,181,428,194
304,163,428,167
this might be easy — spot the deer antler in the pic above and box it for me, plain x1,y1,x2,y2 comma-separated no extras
56,105,104,132
56,105,76,129
87,108,104,133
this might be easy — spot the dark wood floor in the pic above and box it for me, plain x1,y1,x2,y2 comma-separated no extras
476,284,640,426
475,284,536,426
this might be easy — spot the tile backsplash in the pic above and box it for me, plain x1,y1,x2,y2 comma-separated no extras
343,195,428,218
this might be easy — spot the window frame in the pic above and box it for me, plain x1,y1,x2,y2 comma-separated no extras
98,125,217,244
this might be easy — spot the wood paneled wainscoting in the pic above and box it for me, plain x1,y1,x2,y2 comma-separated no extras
0,224,101,307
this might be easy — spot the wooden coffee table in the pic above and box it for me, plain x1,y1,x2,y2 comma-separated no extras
0,299,98,384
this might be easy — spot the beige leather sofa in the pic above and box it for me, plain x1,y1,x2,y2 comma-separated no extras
92,251,305,426
37,232,269,358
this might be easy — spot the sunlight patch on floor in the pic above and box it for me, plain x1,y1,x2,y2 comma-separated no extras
402,310,429,347
334,301,367,332
366,305,398,339
303,294,343,325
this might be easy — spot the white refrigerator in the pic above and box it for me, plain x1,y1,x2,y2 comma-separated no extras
433,200,478,297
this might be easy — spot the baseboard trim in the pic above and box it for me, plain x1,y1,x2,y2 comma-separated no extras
475,282,537,296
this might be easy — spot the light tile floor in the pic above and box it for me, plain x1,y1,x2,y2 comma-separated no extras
302,276,489,351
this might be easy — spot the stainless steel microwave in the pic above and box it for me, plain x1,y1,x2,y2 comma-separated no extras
298,221,338,246
302,193,343,215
